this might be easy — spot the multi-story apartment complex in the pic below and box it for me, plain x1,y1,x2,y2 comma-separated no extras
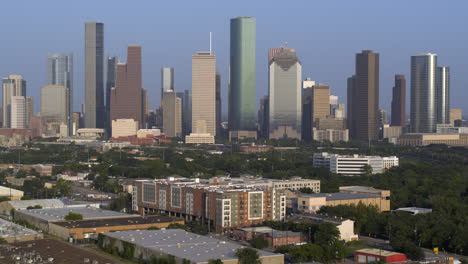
313,152,398,175
133,176,318,232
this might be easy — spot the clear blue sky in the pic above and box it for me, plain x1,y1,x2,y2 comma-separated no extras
1,0,467,117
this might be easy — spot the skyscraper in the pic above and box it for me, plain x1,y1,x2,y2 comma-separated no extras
110,46,143,128
348,50,380,141
258,96,269,139
182,90,192,137
410,53,437,133
2,75,26,128
391,75,406,127
216,72,222,137
47,53,73,134
10,96,26,129
84,22,104,128
106,56,118,133
436,66,450,125
229,17,256,135
41,85,69,136
303,83,330,141
268,47,302,139
192,52,216,136
162,90,182,138
161,67,174,102
25,97,33,129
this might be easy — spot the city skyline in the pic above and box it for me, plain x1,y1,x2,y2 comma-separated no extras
1,1,466,117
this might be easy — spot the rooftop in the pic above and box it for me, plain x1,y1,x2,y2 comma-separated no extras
104,229,280,263
5,199,65,209
299,192,376,201
339,186,386,194
17,207,135,221
237,226,302,238
53,215,181,229
394,207,432,214
356,248,405,257
0,218,39,239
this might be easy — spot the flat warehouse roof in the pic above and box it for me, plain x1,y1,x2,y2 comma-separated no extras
53,215,181,228
104,229,281,263
300,192,376,201
17,207,136,221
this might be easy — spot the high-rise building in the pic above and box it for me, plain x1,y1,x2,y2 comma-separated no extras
268,47,302,139
258,96,269,139
436,66,450,125
379,109,388,128
106,56,118,133
348,50,380,141
191,52,216,136
302,84,330,141
2,75,26,128
410,53,437,133
391,75,406,127
142,88,149,128
229,17,256,134
10,96,26,129
40,85,69,136
25,97,33,128
162,90,182,138
450,109,462,126
346,76,356,132
302,78,316,141
47,53,73,134
84,22,104,128
182,90,192,137
161,67,174,103
110,46,143,128
216,72,222,137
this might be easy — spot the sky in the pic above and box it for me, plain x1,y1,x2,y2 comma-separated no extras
1,0,467,118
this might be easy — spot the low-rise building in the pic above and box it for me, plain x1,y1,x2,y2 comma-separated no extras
0,218,43,243
313,128,349,142
0,199,65,217
185,133,215,144
137,128,161,138
355,248,407,263
397,133,468,147
48,215,183,241
290,214,358,241
76,128,105,138
34,164,53,176
297,186,390,212
313,152,398,175
233,226,305,248
100,229,284,264
393,207,432,215
112,118,139,138
0,186,24,200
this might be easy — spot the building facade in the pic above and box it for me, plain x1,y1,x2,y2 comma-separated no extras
84,22,104,128
436,66,450,125
10,96,26,129
105,56,118,134
268,47,302,139
161,67,174,102
111,119,138,138
313,152,398,175
162,90,182,138
391,75,406,127
229,17,257,134
2,75,26,128
40,85,69,136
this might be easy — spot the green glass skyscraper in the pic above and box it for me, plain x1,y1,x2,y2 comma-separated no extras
229,17,256,134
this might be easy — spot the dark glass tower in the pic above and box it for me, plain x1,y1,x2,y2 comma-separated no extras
391,75,406,127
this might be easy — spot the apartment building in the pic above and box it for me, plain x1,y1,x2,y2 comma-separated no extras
133,176,288,232
313,152,398,175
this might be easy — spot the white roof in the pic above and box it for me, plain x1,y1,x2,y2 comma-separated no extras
0,186,24,197
6,199,64,209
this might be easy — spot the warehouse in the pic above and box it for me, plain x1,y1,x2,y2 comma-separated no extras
355,248,407,263
0,185,23,200
101,229,284,264
48,215,183,241
0,218,43,243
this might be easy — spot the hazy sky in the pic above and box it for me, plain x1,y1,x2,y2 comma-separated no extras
1,0,467,117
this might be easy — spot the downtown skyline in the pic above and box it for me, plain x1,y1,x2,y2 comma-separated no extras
0,0,466,117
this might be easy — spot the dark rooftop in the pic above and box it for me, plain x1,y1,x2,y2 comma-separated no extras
52,215,182,229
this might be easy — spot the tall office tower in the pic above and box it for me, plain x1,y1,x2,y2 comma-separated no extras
10,96,26,129
25,97,33,128
302,84,330,140
182,90,192,136
257,96,269,139
450,109,462,126
105,56,118,133
110,46,143,128
40,85,69,136
436,66,450,125
162,90,182,137
215,72,222,137
346,75,356,131
268,47,302,139
302,78,316,141
47,53,73,134
161,67,174,103
329,95,338,106
192,52,216,136
379,109,388,126
229,17,256,134
410,53,437,133
348,50,380,141
391,75,406,127
142,89,149,128
84,22,104,128
2,75,26,128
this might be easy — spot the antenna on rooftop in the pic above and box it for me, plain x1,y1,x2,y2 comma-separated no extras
209,32,212,54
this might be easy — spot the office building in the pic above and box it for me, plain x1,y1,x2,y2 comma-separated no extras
111,119,138,138
133,176,287,232
268,47,302,139
216,72,222,137
258,96,269,139
84,22,104,128
181,90,192,137
40,85,69,136
348,50,379,141
105,56,118,133
162,90,182,138
161,67,174,102
436,66,450,125
391,75,406,127
410,53,437,133
450,109,462,126
110,46,143,128
397,133,468,147
313,152,398,175
47,53,73,135
229,17,257,135
233,226,304,248
2,75,26,128
10,96,26,129
313,128,349,142
185,133,215,144
25,97,33,128
191,52,216,136
379,109,388,130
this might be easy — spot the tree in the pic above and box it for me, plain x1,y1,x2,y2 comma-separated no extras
249,235,269,249
208,259,223,264
147,226,160,230
235,248,261,264
64,212,83,220
167,223,187,230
